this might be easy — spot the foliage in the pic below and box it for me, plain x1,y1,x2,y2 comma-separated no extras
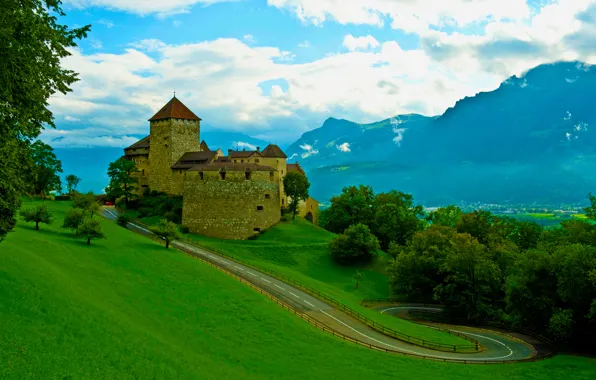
283,172,310,220
106,157,139,206
20,204,53,230
425,205,463,227
0,0,89,242
324,185,376,233
62,208,86,231
73,191,101,217
27,140,63,195
76,218,106,245
117,213,132,227
65,174,81,195
164,211,181,224
371,190,425,249
150,219,181,249
138,207,153,218
329,223,379,265
180,225,190,234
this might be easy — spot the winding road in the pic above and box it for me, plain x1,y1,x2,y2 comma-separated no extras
102,207,546,363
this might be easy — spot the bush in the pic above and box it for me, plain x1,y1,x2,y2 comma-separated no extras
95,194,107,205
20,205,53,231
62,208,86,231
55,195,71,201
115,196,126,210
164,211,180,224
149,190,165,197
180,225,190,234
117,213,132,227
126,199,140,210
329,223,379,265
138,207,153,218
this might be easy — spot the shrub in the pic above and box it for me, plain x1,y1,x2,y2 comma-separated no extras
329,223,379,265
117,213,132,227
138,207,153,218
76,218,106,245
150,219,180,248
62,208,86,231
55,195,71,201
115,196,126,210
20,205,53,231
180,225,190,234
126,199,140,210
164,211,180,224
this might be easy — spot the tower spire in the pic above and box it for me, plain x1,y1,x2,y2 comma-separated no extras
173,90,176,98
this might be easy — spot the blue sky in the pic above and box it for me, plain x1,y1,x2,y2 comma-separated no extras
43,0,596,150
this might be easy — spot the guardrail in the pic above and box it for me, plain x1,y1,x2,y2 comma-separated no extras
115,216,480,353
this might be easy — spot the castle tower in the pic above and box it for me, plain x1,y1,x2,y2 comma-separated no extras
148,96,202,194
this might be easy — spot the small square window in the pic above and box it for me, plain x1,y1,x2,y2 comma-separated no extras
265,194,271,199
253,227,261,232
255,159,260,163
257,206,264,211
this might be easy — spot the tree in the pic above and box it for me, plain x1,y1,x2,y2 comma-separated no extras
426,205,463,227
455,210,494,245
65,174,81,195
76,218,106,245
584,193,596,221
353,270,366,289
106,157,139,207
0,1,89,241
28,140,63,195
62,208,86,231
20,204,53,230
73,191,101,217
150,219,181,249
324,185,376,233
283,172,310,220
329,223,379,265
371,190,425,249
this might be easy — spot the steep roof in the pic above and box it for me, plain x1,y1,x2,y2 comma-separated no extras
172,151,217,169
229,150,262,159
200,140,210,152
149,97,202,122
261,144,287,158
188,162,276,172
287,162,305,175
125,135,150,150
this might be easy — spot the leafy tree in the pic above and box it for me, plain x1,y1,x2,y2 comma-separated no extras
353,270,365,289
0,1,89,241
329,223,379,265
117,213,132,227
76,218,106,245
62,208,86,231
283,172,310,220
28,140,63,195
73,191,101,217
324,185,376,234
65,174,81,195
584,192,596,221
455,210,494,245
371,190,425,249
150,219,181,249
20,204,53,230
106,157,139,207
515,220,543,251
548,308,574,342
425,205,463,227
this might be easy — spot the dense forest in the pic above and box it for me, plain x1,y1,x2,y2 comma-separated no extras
321,185,596,348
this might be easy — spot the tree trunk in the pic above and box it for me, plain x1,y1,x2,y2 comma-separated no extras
35,221,39,230
87,237,91,245
166,240,169,249
355,281,359,289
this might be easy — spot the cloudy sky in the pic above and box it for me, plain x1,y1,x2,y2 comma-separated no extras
44,0,596,148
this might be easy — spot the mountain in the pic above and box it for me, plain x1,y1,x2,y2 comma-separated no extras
54,131,271,194
289,61,596,205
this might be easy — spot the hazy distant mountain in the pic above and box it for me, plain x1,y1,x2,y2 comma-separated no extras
290,61,596,205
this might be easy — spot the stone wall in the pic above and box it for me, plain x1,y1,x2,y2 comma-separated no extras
170,169,186,196
261,157,287,207
182,170,281,239
298,197,319,225
124,149,150,195
149,119,201,194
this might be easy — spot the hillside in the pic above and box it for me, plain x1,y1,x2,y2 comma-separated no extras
287,61,596,205
1,200,595,378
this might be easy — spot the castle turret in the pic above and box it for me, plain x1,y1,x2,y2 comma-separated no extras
148,96,202,194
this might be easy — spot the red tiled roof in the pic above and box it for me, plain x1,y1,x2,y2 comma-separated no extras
125,135,150,150
171,151,217,169
287,163,305,175
149,97,202,121
229,150,262,159
200,140,210,152
261,144,287,158
188,162,276,172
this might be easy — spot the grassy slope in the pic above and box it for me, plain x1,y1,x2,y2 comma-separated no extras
184,219,468,346
0,201,595,379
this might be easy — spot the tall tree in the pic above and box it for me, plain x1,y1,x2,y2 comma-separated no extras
283,172,310,220
106,157,139,207
28,140,63,195
426,205,463,227
324,185,376,233
372,190,425,249
0,0,89,241
65,174,81,195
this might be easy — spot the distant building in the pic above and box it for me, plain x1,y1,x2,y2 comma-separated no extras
123,96,318,239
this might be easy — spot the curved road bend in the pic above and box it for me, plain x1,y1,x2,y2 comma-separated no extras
102,208,536,362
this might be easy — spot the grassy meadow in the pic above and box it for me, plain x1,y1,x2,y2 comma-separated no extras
1,200,595,379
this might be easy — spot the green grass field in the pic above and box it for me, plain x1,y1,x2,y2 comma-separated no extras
1,200,595,379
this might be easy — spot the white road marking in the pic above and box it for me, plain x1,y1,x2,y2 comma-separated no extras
261,278,272,284
304,300,315,307
289,292,300,298
320,311,513,361
274,284,285,291
248,272,258,276
235,266,244,271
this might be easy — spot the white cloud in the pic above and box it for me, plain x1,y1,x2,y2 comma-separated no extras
343,34,380,51
299,144,319,158
243,34,256,43
91,39,103,49
40,128,139,148
336,142,351,152
98,19,115,28
298,41,311,48
173,20,183,28
64,0,234,17
65,116,81,122
128,39,167,52
234,141,258,150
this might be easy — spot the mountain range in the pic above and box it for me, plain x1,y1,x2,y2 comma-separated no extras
286,61,596,205
55,61,596,206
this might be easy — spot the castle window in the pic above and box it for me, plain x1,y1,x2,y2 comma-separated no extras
199,172,204,180
253,228,261,232
220,171,226,180
241,159,244,163
282,199,285,205
179,170,182,174
142,169,145,175
269,171,274,181
265,194,271,199
281,170,284,175
257,206,264,211
255,159,259,163
245,171,251,180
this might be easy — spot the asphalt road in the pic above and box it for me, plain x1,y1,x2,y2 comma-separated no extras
102,208,539,362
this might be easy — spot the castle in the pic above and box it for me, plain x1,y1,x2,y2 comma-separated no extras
123,96,318,239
